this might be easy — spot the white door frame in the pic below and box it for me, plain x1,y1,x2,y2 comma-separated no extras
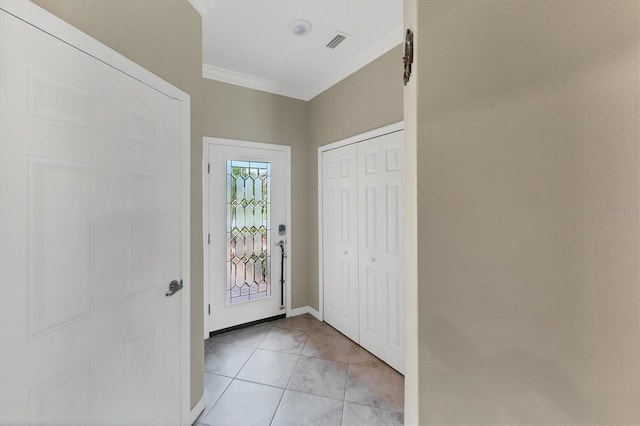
0,2,192,423
317,121,403,322
203,137,292,337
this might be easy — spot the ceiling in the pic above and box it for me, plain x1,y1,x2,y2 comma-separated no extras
191,0,403,101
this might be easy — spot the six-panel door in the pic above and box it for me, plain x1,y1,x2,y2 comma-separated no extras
0,10,183,424
322,144,360,342
357,132,405,373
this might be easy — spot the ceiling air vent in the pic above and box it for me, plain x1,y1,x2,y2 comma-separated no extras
326,32,349,49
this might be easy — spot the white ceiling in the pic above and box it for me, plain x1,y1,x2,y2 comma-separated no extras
191,0,403,101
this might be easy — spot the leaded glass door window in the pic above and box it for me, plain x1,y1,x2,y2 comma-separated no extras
227,160,271,304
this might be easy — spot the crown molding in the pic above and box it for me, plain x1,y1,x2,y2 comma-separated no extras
187,0,209,17
202,64,312,100
202,25,403,101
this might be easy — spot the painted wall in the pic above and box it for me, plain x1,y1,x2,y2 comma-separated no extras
402,1,419,423
307,45,404,309
407,0,639,424
201,79,310,309
32,0,206,409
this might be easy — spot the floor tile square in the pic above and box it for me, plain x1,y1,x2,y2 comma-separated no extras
344,364,404,413
342,401,403,426
258,327,309,354
200,380,283,426
204,342,254,377
287,356,347,400
302,332,352,363
271,390,343,426
236,349,299,388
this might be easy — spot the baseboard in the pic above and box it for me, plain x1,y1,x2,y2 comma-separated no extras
289,305,322,321
189,391,207,425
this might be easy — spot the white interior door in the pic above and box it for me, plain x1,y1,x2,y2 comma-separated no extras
322,144,360,342
357,131,405,373
0,8,184,424
207,141,289,332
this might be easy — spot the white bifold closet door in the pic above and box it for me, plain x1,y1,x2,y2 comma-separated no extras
322,144,360,342
321,130,404,373
356,132,405,373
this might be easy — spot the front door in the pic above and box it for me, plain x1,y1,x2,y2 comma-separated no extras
206,140,289,332
0,6,185,424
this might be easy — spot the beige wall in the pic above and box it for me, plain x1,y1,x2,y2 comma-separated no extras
306,45,404,309
202,79,310,308
402,1,419,423
32,0,206,409
409,0,639,424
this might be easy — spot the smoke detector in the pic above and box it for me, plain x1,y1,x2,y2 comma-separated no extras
289,20,312,36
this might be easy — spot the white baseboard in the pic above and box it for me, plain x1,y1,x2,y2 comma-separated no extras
189,391,207,425
289,305,322,321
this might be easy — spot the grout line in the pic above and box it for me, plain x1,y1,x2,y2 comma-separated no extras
283,350,303,392
268,385,287,426
232,377,291,391
201,376,235,423
344,399,406,415
267,341,304,426
233,345,259,379
342,362,350,404
281,387,346,404
253,327,271,348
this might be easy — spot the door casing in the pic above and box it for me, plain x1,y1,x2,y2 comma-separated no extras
0,1,191,424
203,137,292,337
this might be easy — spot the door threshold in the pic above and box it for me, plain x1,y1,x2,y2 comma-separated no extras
208,314,286,337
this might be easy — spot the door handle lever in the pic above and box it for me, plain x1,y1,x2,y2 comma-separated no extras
166,279,183,297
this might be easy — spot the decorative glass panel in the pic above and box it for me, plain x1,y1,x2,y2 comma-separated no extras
226,160,271,304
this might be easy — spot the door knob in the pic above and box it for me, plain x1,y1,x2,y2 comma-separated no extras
166,279,183,297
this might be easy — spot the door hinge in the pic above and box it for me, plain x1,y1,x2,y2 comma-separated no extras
207,163,210,174
208,233,210,244
208,304,211,315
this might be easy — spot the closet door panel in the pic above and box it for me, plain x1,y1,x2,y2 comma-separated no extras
357,138,384,360
322,152,340,327
381,131,405,372
322,145,359,342
357,132,405,373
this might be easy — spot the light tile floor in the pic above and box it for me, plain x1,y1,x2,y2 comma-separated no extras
194,314,404,426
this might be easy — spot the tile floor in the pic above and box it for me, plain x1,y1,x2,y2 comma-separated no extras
194,314,404,426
